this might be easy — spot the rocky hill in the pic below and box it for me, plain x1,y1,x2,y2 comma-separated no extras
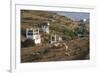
21,10,89,62
21,10,81,41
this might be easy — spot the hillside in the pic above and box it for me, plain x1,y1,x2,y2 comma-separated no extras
21,10,79,29
21,10,89,63
21,10,80,41
21,37,89,62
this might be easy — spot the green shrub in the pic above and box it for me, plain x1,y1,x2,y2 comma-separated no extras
62,27,76,39
74,25,89,37
21,29,26,37
21,39,35,48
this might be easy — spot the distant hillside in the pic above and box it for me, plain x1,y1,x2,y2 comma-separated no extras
21,10,79,30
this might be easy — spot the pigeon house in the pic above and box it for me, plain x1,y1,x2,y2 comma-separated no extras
50,34,62,44
41,22,50,34
26,28,41,44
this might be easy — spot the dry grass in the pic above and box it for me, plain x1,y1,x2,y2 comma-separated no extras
21,37,89,63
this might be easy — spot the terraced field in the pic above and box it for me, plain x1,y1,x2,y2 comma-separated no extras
21,37,89,63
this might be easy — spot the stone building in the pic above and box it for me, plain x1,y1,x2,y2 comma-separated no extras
26,28,41,44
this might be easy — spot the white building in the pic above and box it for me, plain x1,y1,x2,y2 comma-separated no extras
41,22,50,34
26,28,41,44
50,34,57,44
50,34,62,44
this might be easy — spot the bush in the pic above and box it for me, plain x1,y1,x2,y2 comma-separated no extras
21,39,35,48
74,26,89,37
21,29,26,37
62,27,76,39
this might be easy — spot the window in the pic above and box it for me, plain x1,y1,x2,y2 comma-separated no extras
28,30,33,35
52,36,55,41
